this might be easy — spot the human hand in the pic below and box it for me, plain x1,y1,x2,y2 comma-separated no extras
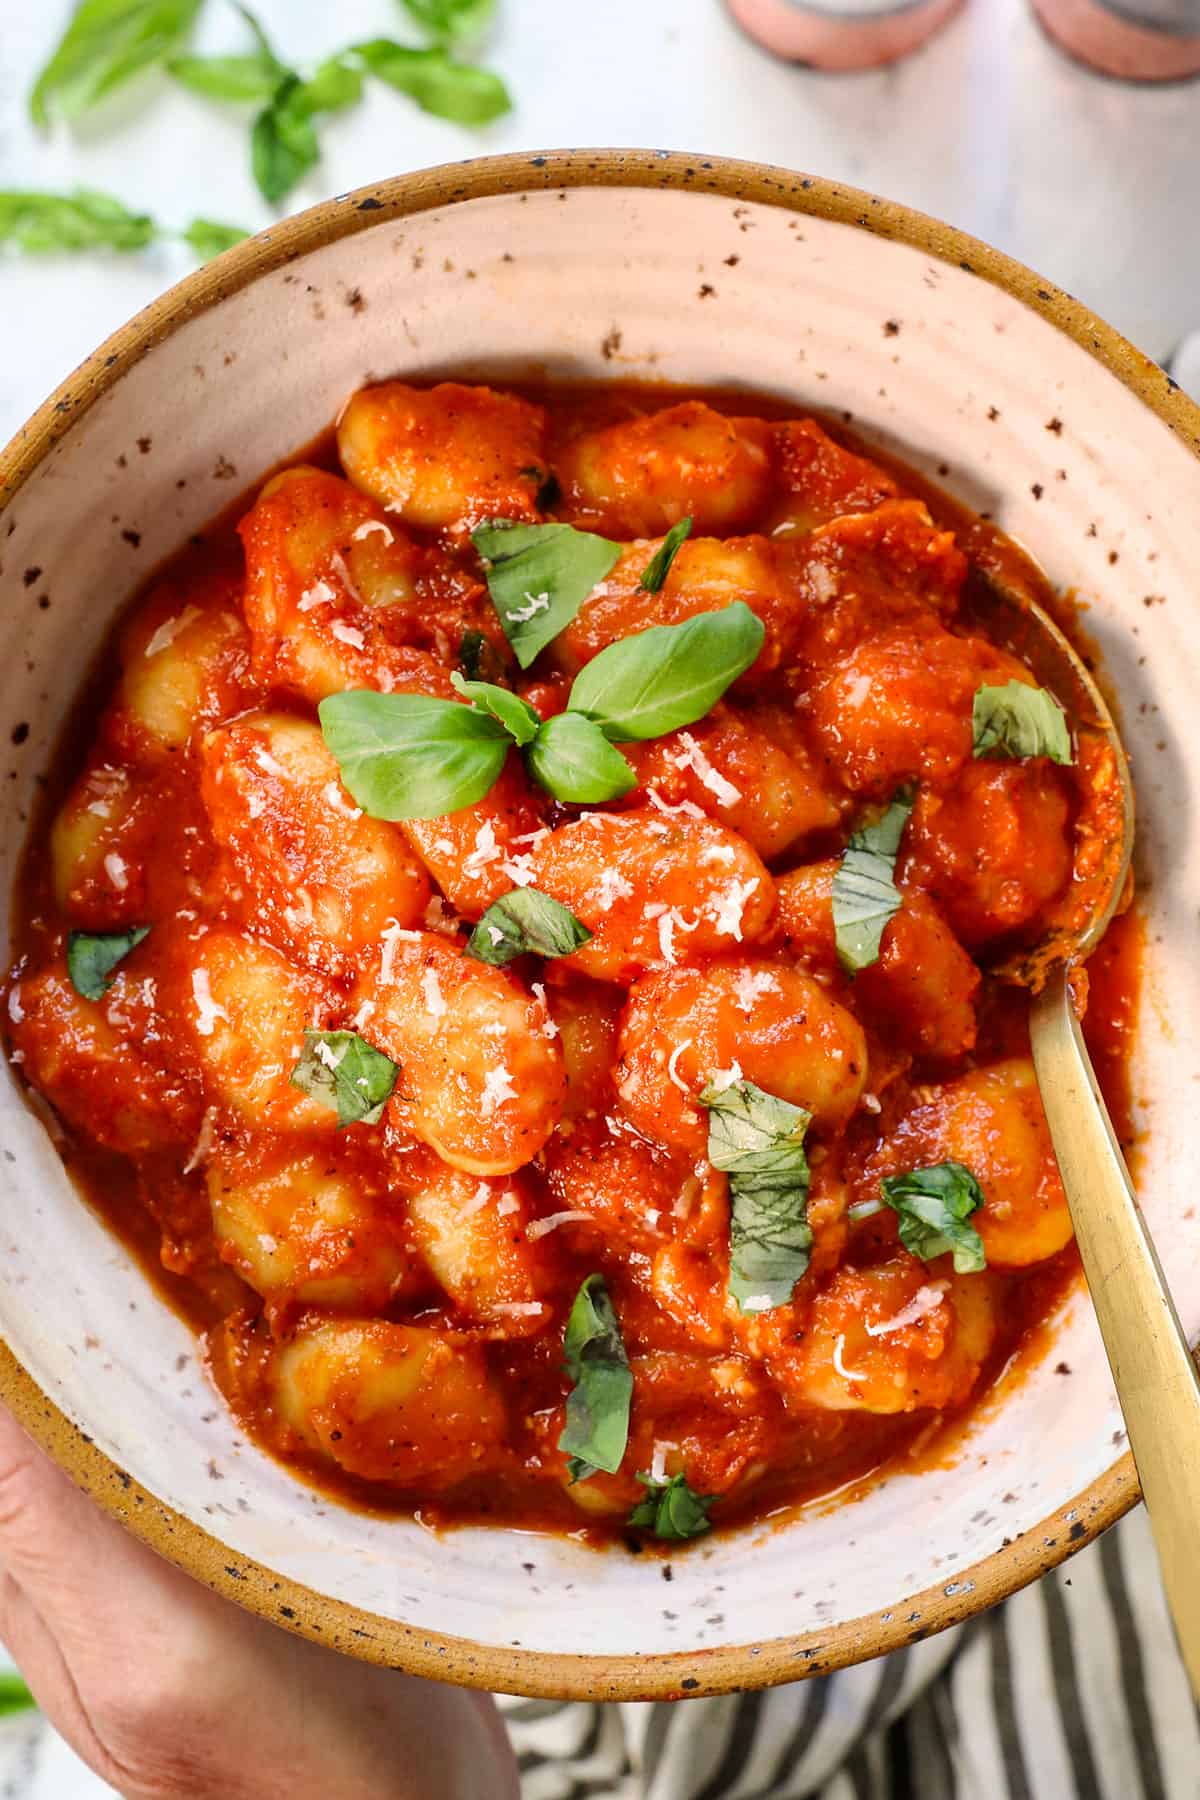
0,1405,518,1800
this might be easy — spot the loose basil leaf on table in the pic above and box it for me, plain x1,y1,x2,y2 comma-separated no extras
880,1161,988,1273
290,1029,398,1128
251,74,322,204
567,602,764,741
0,1672,36,1718
31,0,204,127
450,672,541,746
182,218,250,260
319,690,511,819
397,0,496,46
67,926,151,1002
972,679,1073,766
558,1274,632,1483
637,516,692,594
168,52,283,101
471,520,621,668
700,1079,813,1314
831,789,915,974
353,40,511,125
628,1473,715,1541
0,189,157,253
466,888,591,966
525,711,636,805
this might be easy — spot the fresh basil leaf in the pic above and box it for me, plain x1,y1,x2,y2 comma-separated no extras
0,1673,36,1719
0,189,157,253
168,52,281,101
397,0,496,45
880,1161,987,1273
31,0,203,126
290,1029,398,1128
525,711,636,805
567,603,764,742
459,629,505,684
252,75,320,204
353,39,511,124
700,1079,813,1314
67,925,150,1001
972,680,1073,766
182,217,250,259
319,691,510,820
466,888,591,966
470,521,620,669
831,790,914,974
638,517,692,594
558,1274,632,1482
450,671,540,747
628,1473,714,1541
300,52,365,113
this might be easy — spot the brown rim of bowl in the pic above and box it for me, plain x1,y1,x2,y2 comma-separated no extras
0,148,1189,1701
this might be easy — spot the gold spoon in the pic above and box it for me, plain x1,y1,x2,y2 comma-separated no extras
963,566,1200,1695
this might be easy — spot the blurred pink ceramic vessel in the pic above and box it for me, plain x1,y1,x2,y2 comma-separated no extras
1032,0,1200,78
725,0,962,69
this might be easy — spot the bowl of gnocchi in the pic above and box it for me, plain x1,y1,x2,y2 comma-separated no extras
1,151,1198,1700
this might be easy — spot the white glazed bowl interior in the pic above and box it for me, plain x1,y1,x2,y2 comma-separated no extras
2,159,1198,1695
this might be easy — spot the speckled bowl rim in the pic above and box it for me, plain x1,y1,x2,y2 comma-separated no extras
0,148,1192,1702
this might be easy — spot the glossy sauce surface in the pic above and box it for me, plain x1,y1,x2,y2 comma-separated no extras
3,382,1139,1542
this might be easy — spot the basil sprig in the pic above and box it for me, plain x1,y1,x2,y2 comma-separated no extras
629,1473,714,1541
973,680,1073,766
880,1161,987,1273
353,40,511,125
472,521,622,668
638,517,692,594
831,790,915,974
700,1079,813,1314
31,0,203,126
0,190,247,261
466,888,591,965
67,926,150,1001
320,602,762,818
558,1274,633,1483
398,0,495,44
290,1029,398,1128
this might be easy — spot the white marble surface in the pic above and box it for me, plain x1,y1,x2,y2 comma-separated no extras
0,1,1197,1789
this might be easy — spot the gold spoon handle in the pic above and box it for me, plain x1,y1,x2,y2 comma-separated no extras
1031,968,1200,1695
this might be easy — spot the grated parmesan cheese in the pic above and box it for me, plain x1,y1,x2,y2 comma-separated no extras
526,1210,592,1241
845,673,872,710
666,1040,694,1095
297,579,336,614
481,1065,517,1116
512,827,551,849
330,620,366,649
322,781,362,820
352,519,394,545
463,821,500,873
182,1105,219,1175
253,746,286,777
731,968,780,1013
432,837,455,856
461,1183,492,1219
670,732,741,807
646,785,705,822
420,967,446,1020
500,853,537,888
594,868,634,912
712,877,760,941
861,1092,882,1114
191,968,228,1037
7,986,23,1025
698,843,736,868
530,982,558,1039
505,591,551,624
493,1301,545,1316
143,606,200,659
330,550,364,606
865,1283,948,1339
740,1294,775,1313
496,1193,520,1216
351,999,376,1031
708,1059,743,1094
833,1334,870,1382
649,1439,678,1484
103,853,129,892
423,895,460,936
380,919,422,981
810,563,837,604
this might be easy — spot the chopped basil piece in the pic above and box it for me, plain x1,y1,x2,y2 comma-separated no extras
466,888,591,966
290,1029,398,1128
831,790,915,974
67,926,150,1002
353,40,511,124
524,710,636,805
567,603,764,742
31,0,204,127
458,629,505,684
0,189,157,253
638,516,693,594
558,1274,632,1482
450,672,541,747
972,680,1073,766
319,690,511,820
880,1161,987,1273
472,521,621,668
628,1472,715,1541
700,1079,813,1314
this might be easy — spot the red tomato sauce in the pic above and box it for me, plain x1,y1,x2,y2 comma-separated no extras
2,382,1140,1546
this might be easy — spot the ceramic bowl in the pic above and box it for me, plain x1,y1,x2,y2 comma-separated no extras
2,151,1198,1703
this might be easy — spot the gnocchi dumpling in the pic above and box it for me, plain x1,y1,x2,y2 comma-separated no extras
557,401,772,537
